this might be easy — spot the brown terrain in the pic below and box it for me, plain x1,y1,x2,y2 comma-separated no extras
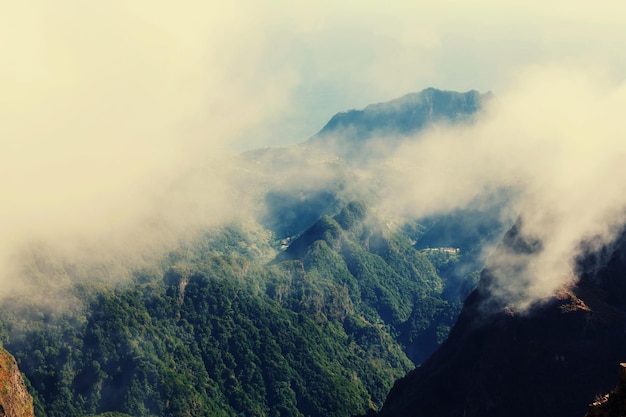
0,346,34,417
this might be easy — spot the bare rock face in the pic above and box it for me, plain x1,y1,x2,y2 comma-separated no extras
584,364,626,417
0,346,35,417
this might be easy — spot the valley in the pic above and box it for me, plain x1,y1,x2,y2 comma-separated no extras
0,89,504,417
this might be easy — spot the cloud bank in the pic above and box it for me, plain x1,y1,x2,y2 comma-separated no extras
0,1,279,293
3,0,626,308
383,66,626,310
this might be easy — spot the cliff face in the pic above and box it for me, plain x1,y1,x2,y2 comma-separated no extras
0,347,35,417
584,364,626,417
375,225,626,417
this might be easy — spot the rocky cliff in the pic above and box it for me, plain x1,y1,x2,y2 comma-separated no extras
372,224,626,417
584,363,626,417
0,346,34,417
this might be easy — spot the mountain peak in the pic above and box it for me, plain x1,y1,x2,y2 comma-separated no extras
315,88,491,140
373,225,626,417
306,88,492,164
584,363,626,417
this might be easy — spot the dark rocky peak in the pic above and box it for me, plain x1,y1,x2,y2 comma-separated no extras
576,226,626,305
585,363,626,417
372,224,626,417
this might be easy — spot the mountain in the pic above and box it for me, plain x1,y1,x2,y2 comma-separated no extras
0,346,35,417
371,223,626,417
0,88,503,417
274,201,459,364
307,88,493,163
584,363,626,417
0,204,464,417
247,88,507,296
315,88,491,140
245,88,496,238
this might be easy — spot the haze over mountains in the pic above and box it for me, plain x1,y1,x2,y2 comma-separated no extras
3,71,626,417
5,3,626,417
0,88,506,417
307,88,491,163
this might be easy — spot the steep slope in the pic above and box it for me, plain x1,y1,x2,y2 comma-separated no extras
584,363,626,417
316,88,490,140
1,260,409,417
0,346,34,417
373,224,626,417
248,88,496,239
275,201,459,364
0,207,458,417
308,88,492,163
0,88,504,417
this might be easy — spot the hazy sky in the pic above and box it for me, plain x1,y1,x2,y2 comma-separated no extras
236,1,626,146
4,2,626,148
3,1,626,298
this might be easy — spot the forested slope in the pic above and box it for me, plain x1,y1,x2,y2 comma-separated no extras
0,88,503,416
0,203,462,417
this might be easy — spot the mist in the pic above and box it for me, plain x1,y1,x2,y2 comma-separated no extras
4,0,626,310
0,1,283,294
381,66,626,310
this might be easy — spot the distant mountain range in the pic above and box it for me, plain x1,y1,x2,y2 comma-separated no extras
0,88,509,417
307,88,493,163
316,88,490,139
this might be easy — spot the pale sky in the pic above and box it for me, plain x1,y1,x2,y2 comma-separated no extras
4,2,626,149
236,1,626,146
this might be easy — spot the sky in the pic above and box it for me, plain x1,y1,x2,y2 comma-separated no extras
3,1,626,301
4,1,626,148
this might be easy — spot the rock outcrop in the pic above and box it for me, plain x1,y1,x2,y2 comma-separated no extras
373,225,626,417
584,363,626,417
0,346,35,417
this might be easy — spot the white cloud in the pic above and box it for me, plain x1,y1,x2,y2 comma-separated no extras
3,0,626,303
383,65,626,309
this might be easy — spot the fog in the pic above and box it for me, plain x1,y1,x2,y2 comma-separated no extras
3,1,626,309
383,66,626,310
0,1,266,293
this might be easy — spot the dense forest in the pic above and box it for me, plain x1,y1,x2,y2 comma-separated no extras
0,89,503,416
0,202,473,417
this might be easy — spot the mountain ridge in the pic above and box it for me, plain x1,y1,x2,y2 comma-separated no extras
0,87,502,417
370,223,626,417
316,88,491,138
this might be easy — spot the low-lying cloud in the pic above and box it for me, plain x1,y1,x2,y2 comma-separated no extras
4,1,626,313
383,66,626,310
0,1,283,294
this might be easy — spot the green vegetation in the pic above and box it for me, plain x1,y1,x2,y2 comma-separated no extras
0,203,467,417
